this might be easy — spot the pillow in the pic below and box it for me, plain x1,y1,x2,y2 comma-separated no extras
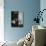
17,37,25,46
23,32,34,46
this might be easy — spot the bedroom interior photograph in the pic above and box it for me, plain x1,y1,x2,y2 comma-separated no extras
0,0,46,46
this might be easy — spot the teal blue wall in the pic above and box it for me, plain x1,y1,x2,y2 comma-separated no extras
4,0,40,42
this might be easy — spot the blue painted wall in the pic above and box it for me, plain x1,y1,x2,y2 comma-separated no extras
4,0,40,42
40,0,46,27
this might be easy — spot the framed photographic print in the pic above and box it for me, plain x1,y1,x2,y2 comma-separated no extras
11,11,24,27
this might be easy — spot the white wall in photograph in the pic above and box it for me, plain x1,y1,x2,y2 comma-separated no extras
18,12,23,25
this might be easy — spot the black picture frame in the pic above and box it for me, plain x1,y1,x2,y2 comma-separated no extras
11,11,24,27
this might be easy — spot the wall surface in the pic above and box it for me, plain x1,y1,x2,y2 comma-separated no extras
0,0,4,42
40,0,46,27
40,0,46,45
4,0,40,42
